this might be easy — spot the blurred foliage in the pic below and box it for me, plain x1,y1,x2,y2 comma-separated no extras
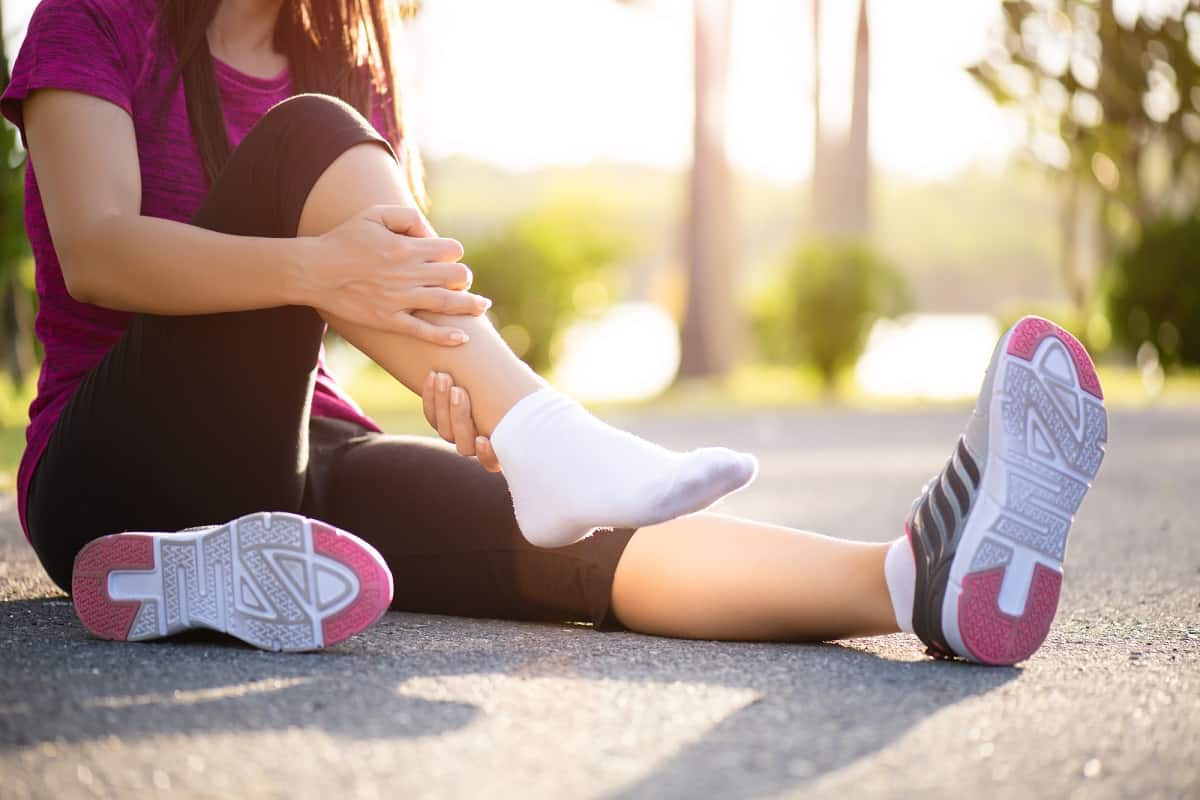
971,1,1200,224
433,158,1065,314
0,118,22,274
750,240,909,392
461,199,628,372
971,0,1200,316
2,18,37,391
1107,215,1200,367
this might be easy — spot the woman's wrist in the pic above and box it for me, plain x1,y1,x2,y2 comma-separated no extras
274,236,320,308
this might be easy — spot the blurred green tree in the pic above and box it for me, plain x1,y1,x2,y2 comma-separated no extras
1,2,37,387
750,240,908,392
970,0,1200,313
630,0,875,379
1107,215,1200,367
465,200,627,372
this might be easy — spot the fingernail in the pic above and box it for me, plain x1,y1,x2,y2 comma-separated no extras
450,331,469,344
451,387,462,406
438,374,450,390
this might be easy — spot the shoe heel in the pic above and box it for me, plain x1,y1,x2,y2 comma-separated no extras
72,534,157,641
958,564,1062,665
310,522,393,647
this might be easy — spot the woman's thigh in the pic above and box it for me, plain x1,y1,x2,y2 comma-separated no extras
304,418,636,628
26,305,325,590
26,95,393,590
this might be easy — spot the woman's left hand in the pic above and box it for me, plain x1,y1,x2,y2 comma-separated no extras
421,372,502,472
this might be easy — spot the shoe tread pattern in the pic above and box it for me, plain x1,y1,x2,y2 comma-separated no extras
957,318,1107,664
72,535,155,641
71,513,391,651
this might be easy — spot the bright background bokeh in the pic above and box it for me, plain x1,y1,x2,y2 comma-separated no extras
2,0,1198,454
381,0,1022,182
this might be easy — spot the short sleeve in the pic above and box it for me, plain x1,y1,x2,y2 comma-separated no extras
1,0,138,145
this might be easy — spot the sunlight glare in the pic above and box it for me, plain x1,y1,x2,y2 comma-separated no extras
552,302,680,403
855,313,1000,400
391,0,1022,183
1,0,1026,182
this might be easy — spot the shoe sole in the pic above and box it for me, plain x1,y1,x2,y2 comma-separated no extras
71,512,393,651
940,317,1107,664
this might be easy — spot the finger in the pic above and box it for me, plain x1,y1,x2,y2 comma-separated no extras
408,287,491,316
421,371,438,429
375,205,436,238
391,312,469,345
421,261,474,291
476,437,502,472
449,387,478,456
435,372,455,442
414,236,465,263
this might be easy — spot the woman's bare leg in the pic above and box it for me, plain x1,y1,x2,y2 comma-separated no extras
295,141,756,548
612,513,898,641
297,144,540,434
297,143,894,640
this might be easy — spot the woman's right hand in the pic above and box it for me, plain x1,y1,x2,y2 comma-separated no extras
421,371,502,472
294,204,492,346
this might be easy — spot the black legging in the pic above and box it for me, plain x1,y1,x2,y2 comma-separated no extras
26,94,634,629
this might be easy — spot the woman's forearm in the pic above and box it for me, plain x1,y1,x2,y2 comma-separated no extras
60,213,308,314
25,91,482,340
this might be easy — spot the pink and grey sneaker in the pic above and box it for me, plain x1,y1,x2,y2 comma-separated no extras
71,512,393,651
907,316,1107,665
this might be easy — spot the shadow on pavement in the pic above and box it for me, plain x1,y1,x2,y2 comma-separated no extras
0,599,483,747
0,596,1017,798
599,642,1017,799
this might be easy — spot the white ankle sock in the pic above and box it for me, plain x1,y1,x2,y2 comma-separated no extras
884,536,916,634
489,388,758,547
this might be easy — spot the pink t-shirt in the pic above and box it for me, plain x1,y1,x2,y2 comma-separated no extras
1,0,382,538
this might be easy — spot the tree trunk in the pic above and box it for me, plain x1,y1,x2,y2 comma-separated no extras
843,0,870,236
679,0,737,378
810,0,833,232
1058,172,1087,314
811,0,871,237
2,276,35,386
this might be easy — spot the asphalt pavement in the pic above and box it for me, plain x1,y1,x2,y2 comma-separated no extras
1,406,1197,799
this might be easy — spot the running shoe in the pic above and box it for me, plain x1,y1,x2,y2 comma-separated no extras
907,316,1107,665
72,512,393,651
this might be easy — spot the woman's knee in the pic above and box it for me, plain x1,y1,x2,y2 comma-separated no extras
296,142,409,236
194,93,395,237
259,93,371,139
238,93,388,181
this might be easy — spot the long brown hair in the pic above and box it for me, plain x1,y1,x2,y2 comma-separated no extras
157,0,425,205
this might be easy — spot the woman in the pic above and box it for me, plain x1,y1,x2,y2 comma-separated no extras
1,0,1106,664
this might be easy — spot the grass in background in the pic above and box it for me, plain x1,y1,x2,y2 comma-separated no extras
0,379,35,491
344,359,1200,422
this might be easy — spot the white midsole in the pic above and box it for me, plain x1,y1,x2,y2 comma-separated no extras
939,332,1089,659
101,513,361,649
